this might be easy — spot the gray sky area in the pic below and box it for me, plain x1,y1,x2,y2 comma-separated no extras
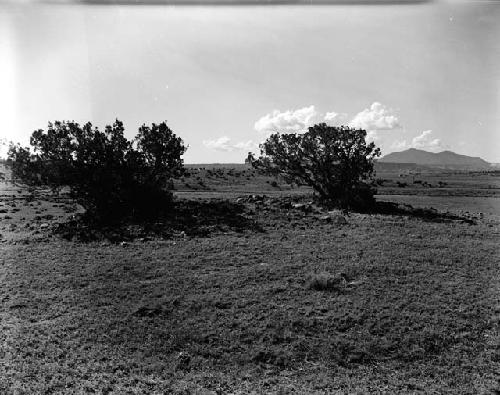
0,0,498,163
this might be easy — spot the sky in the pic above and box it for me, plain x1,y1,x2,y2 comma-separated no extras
0,0,499,163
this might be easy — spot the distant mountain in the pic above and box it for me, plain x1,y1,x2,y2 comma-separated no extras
379,148,491,170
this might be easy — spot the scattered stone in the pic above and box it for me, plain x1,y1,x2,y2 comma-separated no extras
317,213,347,225
247,194,266,203
292,203,315,213
40,223,50,230
346,278,365,288
120,241,128,247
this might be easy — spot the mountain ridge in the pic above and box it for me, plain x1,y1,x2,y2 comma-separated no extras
379,148,490,169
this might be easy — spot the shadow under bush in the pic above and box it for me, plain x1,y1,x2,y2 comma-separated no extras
54,198,263,242
269,193,474,225
366,200,475,224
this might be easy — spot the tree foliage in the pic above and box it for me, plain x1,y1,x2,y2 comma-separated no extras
8,120,186,222
249,123,381,210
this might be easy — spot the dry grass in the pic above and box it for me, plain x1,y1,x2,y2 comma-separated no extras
1,202,499,393
0,169,499,393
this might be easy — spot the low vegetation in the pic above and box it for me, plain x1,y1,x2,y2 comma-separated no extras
1,122,499,393
7,120,186,223
0,194,498,393
250,124,380,210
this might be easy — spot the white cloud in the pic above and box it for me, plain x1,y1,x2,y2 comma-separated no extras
233,140,257,152
203,136,233,152
251,103,450,158
203,136,257,152
349,102,401,131
390,139,409,151
411,130,443,151
390,130,444,152
254,105,317,135
323,111,348,127
366,130,381,143
251,101,406,156
254,102,399,138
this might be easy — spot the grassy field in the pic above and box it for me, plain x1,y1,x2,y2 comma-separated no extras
0,165,499,393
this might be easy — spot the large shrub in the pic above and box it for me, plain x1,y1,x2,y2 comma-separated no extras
249,123,381,210
8,120,186,222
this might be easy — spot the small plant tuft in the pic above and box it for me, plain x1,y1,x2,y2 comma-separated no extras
307,272,348,292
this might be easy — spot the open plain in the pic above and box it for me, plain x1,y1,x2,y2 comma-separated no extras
0,164,499,394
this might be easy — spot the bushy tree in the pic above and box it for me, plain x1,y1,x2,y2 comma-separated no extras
249,123,381,210
8,120,186,222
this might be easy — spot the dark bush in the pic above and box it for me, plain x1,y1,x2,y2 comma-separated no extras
7,120,186,223
249,124,380,210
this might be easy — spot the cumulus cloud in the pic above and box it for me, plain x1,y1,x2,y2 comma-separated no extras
390,130,444,152
203,136,257,152
411,130,443,151
249,103,451,158
323,111,348,127
254,102,399,137
254,105,317,135
349,102,401,131
250,101,407,157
